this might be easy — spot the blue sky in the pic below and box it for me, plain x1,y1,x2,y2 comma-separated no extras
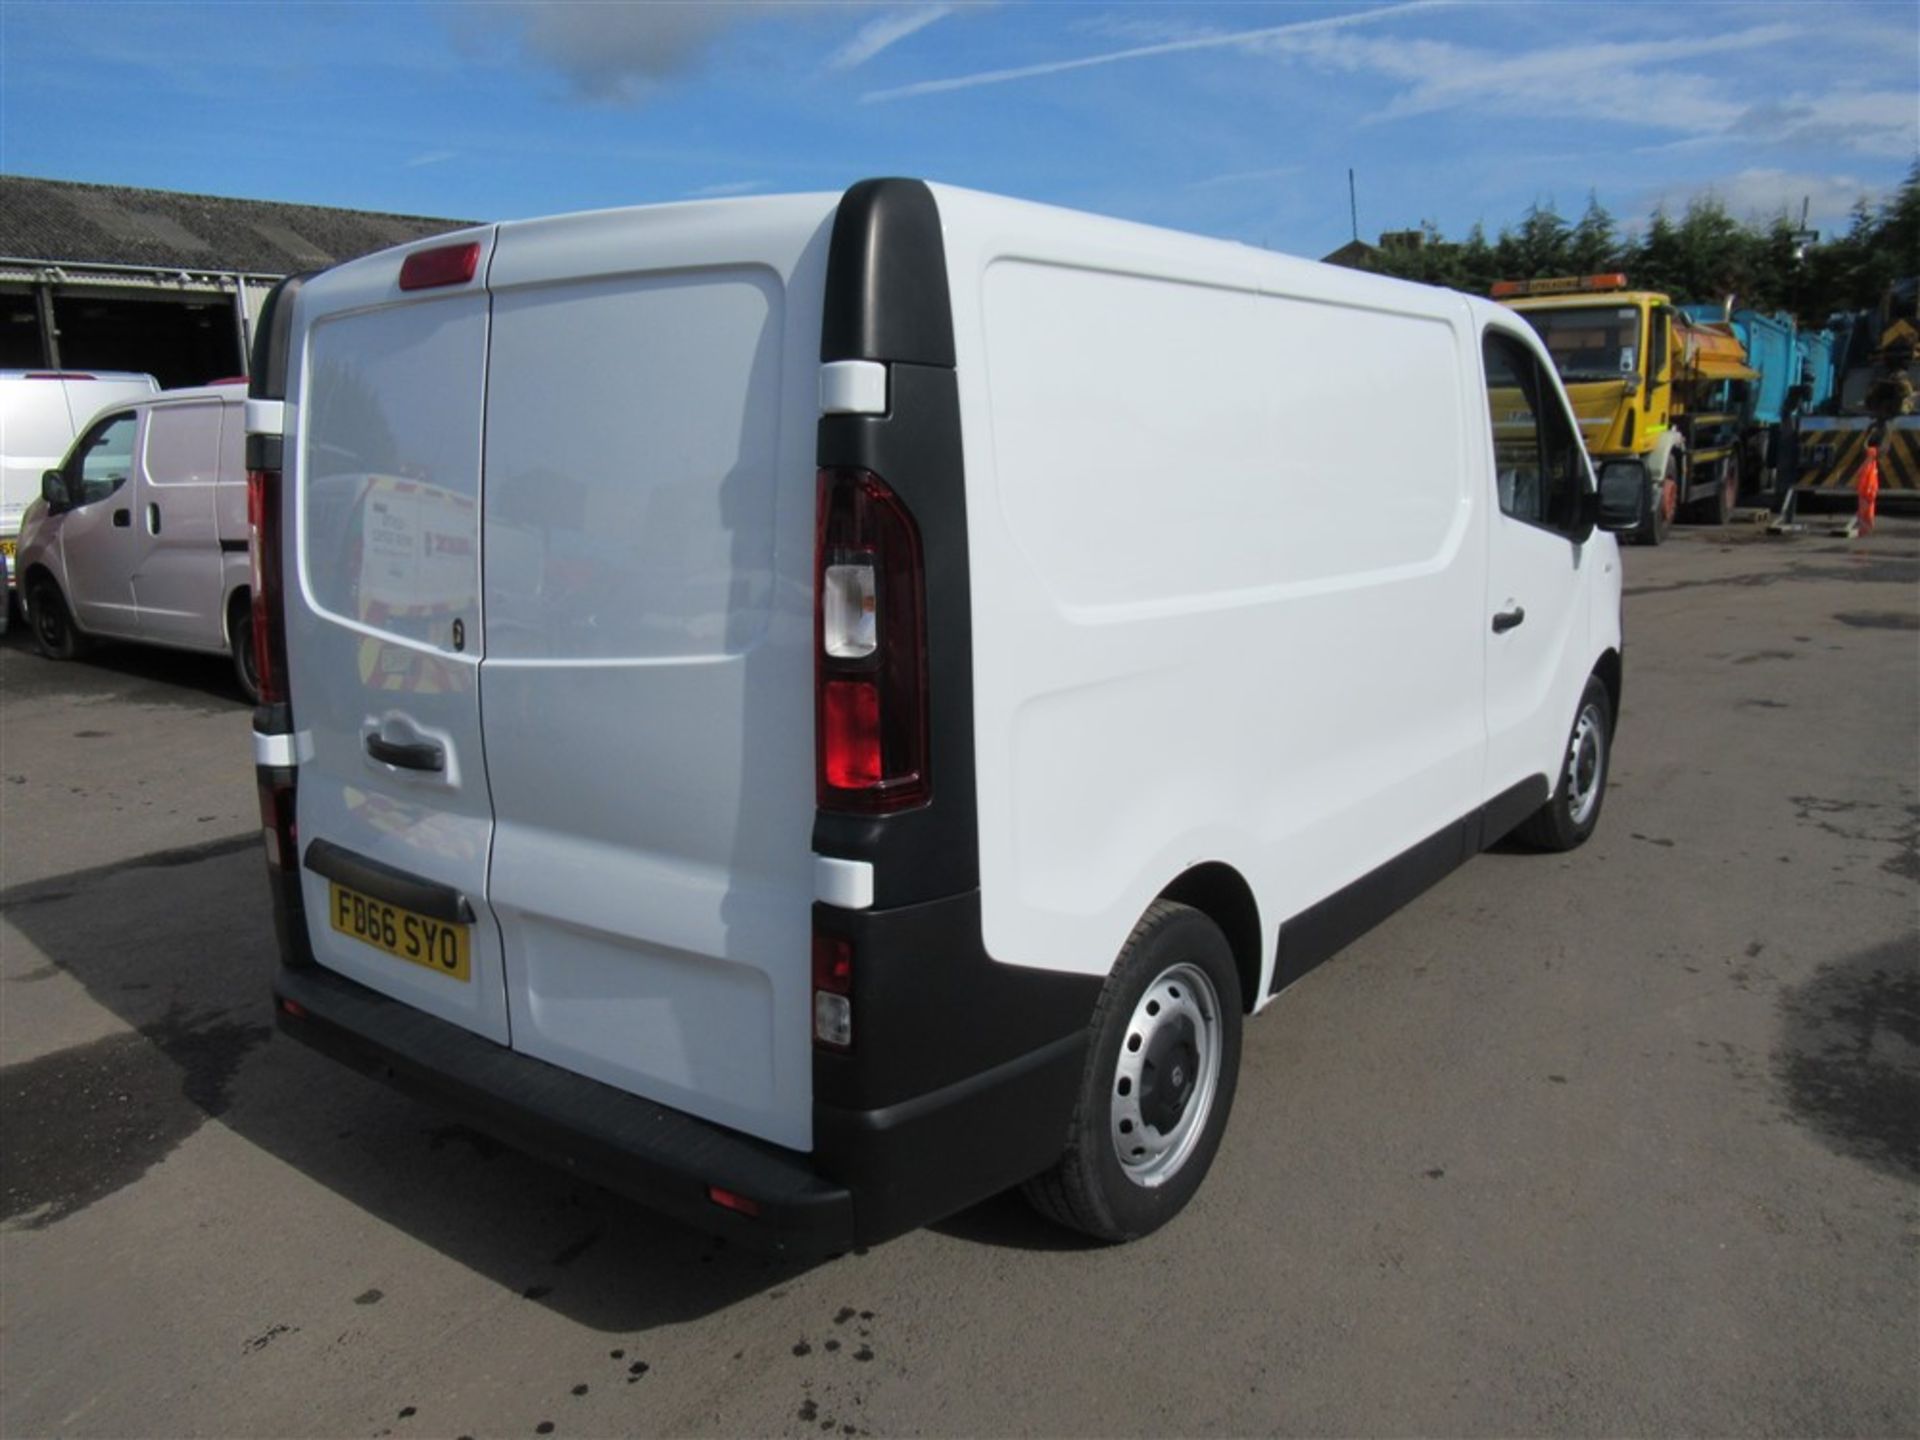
3,1,1914,259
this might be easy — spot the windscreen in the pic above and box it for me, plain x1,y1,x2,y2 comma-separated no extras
1519,306,1642,383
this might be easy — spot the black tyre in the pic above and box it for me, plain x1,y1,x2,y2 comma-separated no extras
1023,900,1243,1243
230,592,260,704
1703,463,1737,526
27,576,86,660
1634,458,1677,546
1514,674,1612,852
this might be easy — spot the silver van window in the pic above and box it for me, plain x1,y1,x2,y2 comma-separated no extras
144,402,223,487
72,413,138,505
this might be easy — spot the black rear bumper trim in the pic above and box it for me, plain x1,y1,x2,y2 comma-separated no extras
274,963,854,1256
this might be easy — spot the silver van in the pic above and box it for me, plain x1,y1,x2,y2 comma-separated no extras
1,369,160,583
18,382,257,700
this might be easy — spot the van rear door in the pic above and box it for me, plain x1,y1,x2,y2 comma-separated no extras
480,198,833,1150
287,230,514,1045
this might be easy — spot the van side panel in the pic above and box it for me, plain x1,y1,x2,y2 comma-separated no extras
480,199,834,1151
940,187,1487,992
132,397,226,649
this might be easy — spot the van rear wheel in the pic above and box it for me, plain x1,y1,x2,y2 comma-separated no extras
230,592,259,704
1514,675,1612,852
1023,901,1242,1243
26,577,86,661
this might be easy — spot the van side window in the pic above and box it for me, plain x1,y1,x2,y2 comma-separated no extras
144,403,222,486
1482,332,1582,534
67,413,138,505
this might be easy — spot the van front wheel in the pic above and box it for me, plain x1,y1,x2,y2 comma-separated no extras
1515,675,1612,852
1023,901,1242,1243
27,577,86,661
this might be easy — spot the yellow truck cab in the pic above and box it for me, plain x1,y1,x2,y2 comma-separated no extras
1497,274,1754,544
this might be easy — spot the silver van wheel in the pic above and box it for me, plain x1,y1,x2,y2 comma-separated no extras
1110,961,1223,1187
1023,900,1243,1242
1566,701,1605,829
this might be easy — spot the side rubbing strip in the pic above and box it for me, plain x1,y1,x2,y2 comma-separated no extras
1267,777,1551,996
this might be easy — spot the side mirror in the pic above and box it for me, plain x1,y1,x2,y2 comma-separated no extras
40,470,69,510
1595,460,1647,533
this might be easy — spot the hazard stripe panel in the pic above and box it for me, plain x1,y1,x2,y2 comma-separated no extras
1795,424,1919,491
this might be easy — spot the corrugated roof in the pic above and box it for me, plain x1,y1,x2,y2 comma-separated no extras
0,174,471,277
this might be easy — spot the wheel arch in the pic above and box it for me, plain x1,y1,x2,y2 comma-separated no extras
1157,862,1262,1014
222,582,252,646
1593,647,1624,730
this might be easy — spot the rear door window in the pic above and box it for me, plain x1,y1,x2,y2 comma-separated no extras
302,300,487,651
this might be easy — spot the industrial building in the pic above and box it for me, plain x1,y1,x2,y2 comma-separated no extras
0,175,463,387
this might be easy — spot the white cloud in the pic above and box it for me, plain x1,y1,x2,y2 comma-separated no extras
1632,169,1891,236
860,0,1438,103
1187,164,1303,190
492,1,781,103
827,5,953,71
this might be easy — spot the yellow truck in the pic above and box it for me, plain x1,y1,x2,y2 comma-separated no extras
1495,274,1757,545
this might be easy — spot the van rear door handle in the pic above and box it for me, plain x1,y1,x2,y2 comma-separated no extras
112,508,130,528
147,503,161,534
1491,606,1526,633
366,734,445,772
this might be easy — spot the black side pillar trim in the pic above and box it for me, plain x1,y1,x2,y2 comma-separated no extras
814,179,975,906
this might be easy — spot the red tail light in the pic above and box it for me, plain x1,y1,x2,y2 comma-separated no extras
815,468,928,812
247,468,289,706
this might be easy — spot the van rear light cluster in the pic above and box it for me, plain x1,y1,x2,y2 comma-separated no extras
247,468,290,706
815,468,928,811
812,930,854,1049
258,773,298,873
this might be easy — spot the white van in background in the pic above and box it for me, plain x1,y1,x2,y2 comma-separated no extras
1,370,160,580
17,382,257,700
251,180,1641,1254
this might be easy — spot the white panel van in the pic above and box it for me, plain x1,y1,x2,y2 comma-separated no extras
1,370,160,580
17,383,258,700
251,181,1640,1252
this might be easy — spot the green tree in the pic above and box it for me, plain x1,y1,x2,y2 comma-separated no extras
1569,192,1619,273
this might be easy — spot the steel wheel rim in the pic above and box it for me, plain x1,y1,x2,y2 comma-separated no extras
1110,961,1222,1188
1567,703,1605,827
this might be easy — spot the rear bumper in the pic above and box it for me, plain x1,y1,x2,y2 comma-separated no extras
273,938,1092,1255
274,962,857,1256
270,846,1099,1252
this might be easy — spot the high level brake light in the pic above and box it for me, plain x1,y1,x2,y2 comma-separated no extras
398,241,481,292
814,468,929,812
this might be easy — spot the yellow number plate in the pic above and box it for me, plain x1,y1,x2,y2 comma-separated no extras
328,881,471,982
